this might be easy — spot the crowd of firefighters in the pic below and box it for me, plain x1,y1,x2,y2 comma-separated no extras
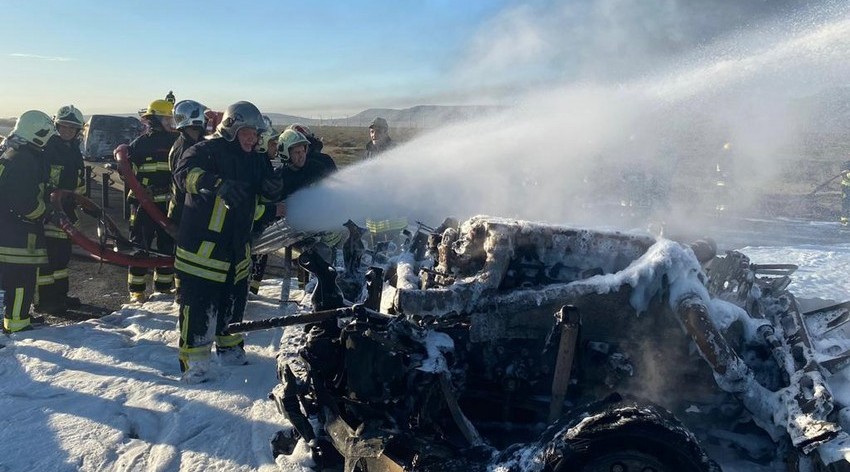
0,96,396,382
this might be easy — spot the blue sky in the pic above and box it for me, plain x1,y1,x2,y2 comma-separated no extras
0,0,515,118
0,0,804,118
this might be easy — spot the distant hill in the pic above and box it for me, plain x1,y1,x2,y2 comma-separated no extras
2,105,504,132
789,87,850,159
791,87,850,134
267,105,504,129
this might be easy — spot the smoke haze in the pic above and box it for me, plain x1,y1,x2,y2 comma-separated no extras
287,1,850,239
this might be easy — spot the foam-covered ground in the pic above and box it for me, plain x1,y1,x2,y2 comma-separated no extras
1,237,848,471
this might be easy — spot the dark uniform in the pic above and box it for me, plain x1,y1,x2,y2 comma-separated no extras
364,136,395,159
37,135,85,311
173,137,284,370
248,155,334,294
167,132,202,226
305,137,338,176
248,157,279,295
0,142,49,332
127,128,178,295
363,135,406,241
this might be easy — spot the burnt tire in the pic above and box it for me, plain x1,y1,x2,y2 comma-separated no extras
544,398,721,472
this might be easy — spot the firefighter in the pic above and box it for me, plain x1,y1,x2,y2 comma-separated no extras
362,117,405,242
277,129,335,193
126,100,178,303
714,142,734,215
277,129,342,264
0,111,55,333
168,99,209,226
167,100,209,302
35,105,87,314
288,123,337,176
249,127,283,295
363,117,394,159
173,101,286,382
841,160,850,225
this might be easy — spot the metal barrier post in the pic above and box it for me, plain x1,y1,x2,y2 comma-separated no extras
84,166,92,197
101,172,110,208
123,187,130,220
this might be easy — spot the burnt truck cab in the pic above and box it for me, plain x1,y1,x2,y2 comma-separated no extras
267,216,850,471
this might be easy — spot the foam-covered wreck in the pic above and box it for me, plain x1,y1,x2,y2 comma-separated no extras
251,216,850,471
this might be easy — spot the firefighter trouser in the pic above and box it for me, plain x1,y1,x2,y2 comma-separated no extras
37,235,72,305
249,254,268,295
128,203,175,293
176,269,248,371
1,264,38,332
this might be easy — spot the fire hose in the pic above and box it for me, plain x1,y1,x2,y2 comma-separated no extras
113,144,179,239
51,189,174,268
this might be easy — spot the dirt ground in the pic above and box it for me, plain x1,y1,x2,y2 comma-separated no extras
64,176,134,318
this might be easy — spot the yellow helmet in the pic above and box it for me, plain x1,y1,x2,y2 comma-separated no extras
142,99,174,117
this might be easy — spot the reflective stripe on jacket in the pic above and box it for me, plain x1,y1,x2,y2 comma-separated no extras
0,144,48,265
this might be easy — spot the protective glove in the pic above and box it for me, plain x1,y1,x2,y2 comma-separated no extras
216,180,251,209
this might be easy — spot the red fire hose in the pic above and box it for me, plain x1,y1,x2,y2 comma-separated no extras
51,189,174,268
113,144,179,239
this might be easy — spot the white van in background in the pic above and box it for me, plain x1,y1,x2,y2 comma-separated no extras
82,115,144,161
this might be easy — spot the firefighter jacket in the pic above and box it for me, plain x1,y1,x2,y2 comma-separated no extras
364,137,395,159
173,137,285,283
127,129,178,205
252,156,334,237
0,143,48,265
42,135,85,239
167,132,202,225
279,158,332,199
252,158,278,235
306,138,338,175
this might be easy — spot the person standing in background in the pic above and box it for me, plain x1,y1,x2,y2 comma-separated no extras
363,117,394,159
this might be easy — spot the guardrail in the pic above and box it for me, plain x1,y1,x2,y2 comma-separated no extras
83,164,130,220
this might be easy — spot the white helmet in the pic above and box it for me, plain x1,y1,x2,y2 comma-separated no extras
54,105,84,129
217,101,266,141
11,110,57,148
277,129,310,163
173,100,208,130
256,128,280,154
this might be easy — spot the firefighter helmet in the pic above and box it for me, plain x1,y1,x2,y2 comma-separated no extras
10,110,57,148
277,129,310,163
288,123,316,141
54,105,84,129
256,128,280,154
173,100,208,130
141,99,174,117
217,101,266,141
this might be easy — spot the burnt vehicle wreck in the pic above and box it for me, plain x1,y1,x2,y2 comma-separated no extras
243,216,850,471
